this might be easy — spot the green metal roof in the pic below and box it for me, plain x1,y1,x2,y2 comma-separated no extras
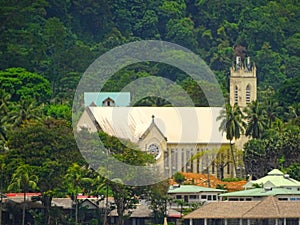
168,185,225,194
84,92,130,107
244,169,300,188
220,187,300,197
267,169,284,175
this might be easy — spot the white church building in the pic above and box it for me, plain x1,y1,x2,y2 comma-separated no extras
77,56,256,179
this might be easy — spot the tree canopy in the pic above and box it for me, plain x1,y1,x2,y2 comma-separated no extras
0,0,299,223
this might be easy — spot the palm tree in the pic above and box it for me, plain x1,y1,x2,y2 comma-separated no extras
0,116,8,148
0,155,6,225
0,89,10,112
91,170,107,224
8,164,38,225
243,100,267,139
192,150,216,187
64,163,92,225
217,103,245,176
262,98,281,129
9,98,44,128
258,87,278,128
0,90,11,144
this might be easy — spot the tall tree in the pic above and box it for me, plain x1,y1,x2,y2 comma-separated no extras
212,146,233,180
146,180,170,224
7,118,83,168
97,132,155,225
244,120,300,179
8,163,38,225
258,87,280,128
217,103,245,176
0,68,52,103
4,118,84,224
108,179,139,225
64,163,93,225
38,160,67,225
90,169,107,224
243,100,267,138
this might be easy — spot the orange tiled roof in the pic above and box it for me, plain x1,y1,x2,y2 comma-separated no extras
170,173,246,192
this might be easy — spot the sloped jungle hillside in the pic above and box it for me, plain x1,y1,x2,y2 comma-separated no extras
0,0,299,100
0,0,300,184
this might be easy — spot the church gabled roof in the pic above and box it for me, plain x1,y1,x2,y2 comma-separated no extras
79,107,229,144
139,115,167,141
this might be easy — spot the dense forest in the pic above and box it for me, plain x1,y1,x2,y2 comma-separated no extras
1,0,300,98
0,0,300,224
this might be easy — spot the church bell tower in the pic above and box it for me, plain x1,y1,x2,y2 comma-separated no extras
229,55,257,108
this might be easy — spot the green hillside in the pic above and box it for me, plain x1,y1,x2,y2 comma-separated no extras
0,1,299,223
0,0,299,101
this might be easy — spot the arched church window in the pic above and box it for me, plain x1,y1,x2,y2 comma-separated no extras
234,86,238,104
246,85,251,104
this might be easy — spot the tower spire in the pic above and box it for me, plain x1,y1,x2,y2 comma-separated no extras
229,46,257,108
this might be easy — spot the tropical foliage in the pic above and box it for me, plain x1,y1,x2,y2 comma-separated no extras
217,103,245,175
0,0,299,224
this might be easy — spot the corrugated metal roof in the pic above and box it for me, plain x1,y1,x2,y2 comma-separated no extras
168,185,225,193
244,169,300,188
109,204,152,218
268,169,284,175
84,92,130,107
83,107,228,144
220,187,300,197
52,198,73,209
109,204,181,218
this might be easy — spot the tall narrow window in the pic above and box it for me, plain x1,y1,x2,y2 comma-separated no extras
197,149,200,173
227,148,230,174
190,148,194,173
181,149,185,172
211,161,215,174
185,149,189,172
164,150,169,176
246,85,251,104
172,149,178,171
171,149,175,170
234,86,239,104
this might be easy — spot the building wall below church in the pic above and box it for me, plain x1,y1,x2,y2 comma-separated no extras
163,143,236,179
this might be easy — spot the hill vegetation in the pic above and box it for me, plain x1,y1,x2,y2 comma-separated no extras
0,0,299,100
0,0,299,224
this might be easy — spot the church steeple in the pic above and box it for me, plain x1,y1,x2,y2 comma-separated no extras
229,45,257,108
